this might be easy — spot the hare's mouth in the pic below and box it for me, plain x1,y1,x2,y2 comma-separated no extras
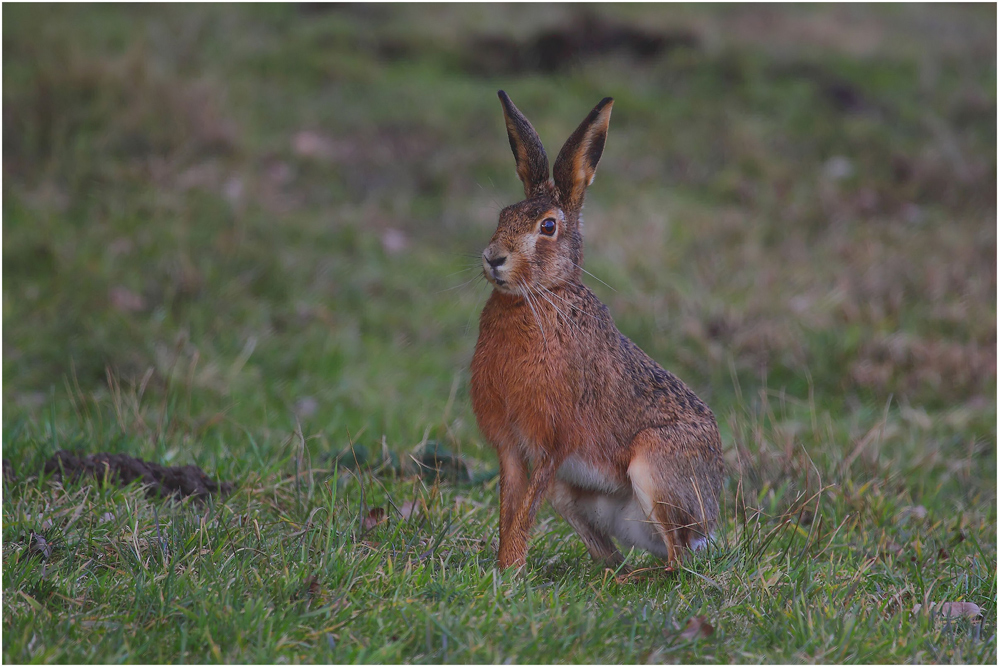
484,269,517,294
485,270,511,289
483,262,514,291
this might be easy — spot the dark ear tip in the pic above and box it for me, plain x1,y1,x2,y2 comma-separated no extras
498,90,517,114
598,96,614,110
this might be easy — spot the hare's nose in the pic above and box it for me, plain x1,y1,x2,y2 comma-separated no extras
485,254,507,268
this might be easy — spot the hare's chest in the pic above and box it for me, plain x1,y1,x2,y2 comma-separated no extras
501,350,571,442
472,336,573,441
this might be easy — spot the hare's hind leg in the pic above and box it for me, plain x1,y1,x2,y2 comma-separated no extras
550,480,624,567
627,428,714,565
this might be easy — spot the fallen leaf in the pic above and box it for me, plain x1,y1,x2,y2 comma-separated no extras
292,130,334,160
220,177,243,207
294,396,318,418
109,286,145,313
913,601,982,620
297,574,323,610
823,155,853,181
678,615,714,640
29,533,52,560
362,507,386,531
399,500,420,520
305,575,320,598
381,228,408,255
882,540,904,557
938,602,981,619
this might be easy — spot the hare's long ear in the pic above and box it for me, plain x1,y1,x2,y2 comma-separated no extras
498,90,550,198
553,97,613,211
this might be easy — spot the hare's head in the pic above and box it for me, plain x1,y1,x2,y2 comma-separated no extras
482,91,613,294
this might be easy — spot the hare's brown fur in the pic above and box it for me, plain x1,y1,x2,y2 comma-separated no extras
471,92,724,569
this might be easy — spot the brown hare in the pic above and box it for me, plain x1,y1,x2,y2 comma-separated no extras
470,91,724,570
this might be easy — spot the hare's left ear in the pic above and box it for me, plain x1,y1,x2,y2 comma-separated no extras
553,97,613,211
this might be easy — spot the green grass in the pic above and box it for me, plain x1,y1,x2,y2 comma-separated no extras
3,3,995,663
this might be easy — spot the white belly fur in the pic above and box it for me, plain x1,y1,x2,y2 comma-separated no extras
554,456,665,556
556,456,622,494
555,457,712,558
571,492,670,558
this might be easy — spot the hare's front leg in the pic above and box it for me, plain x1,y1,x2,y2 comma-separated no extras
499,452,566,568
497,447,528,568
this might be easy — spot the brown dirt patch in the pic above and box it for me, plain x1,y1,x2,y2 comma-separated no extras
463,14,698,76
38,450,232,499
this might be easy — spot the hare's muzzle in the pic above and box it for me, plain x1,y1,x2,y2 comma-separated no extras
482,248,510,286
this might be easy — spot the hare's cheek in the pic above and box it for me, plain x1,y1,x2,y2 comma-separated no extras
533,240,562,275
517,237,538,276
522,234,538,258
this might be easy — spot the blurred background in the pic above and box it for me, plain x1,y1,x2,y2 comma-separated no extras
3,3,995,480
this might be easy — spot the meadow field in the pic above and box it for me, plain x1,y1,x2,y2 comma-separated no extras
2,3,995,662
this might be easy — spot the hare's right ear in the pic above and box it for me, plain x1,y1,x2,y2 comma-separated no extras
498,91,550,198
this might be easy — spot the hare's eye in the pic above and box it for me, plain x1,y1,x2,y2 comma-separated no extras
540,218,557,236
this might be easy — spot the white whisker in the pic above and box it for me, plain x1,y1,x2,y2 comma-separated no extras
464,280,488,336
435,273,486,294
533,285,583,340
520,286,547,348
572,261,616,292
540,284,606,324
442,266,480,279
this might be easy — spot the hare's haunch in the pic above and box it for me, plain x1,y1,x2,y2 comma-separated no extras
470,91,724,570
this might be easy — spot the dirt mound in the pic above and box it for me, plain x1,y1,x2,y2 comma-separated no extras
39,450,232,499
463,14,698,76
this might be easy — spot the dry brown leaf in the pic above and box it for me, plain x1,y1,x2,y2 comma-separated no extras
362,507,386,531
678,615,714,640
305,575,320,598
